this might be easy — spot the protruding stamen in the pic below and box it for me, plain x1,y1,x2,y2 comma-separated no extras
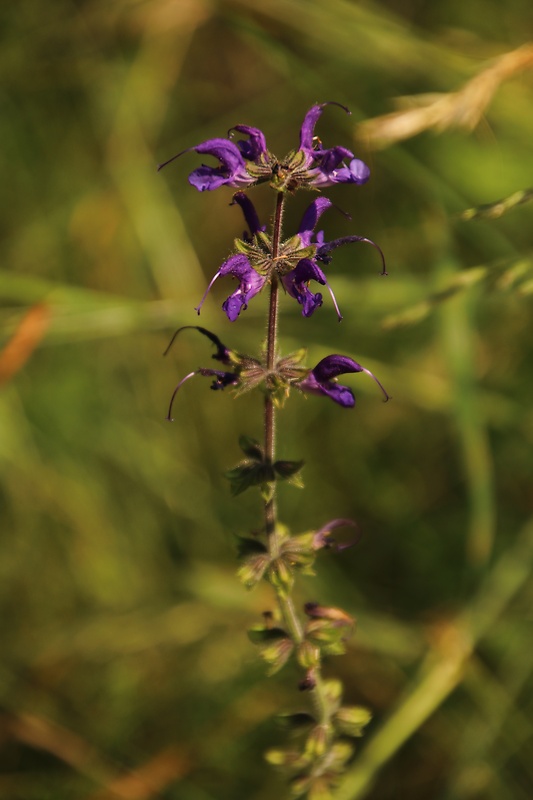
362,368,391,402
361,238,388,276
194,270,222,315
157,148,189,172
325,280,343,321
322,100,351,116
166,371,198,421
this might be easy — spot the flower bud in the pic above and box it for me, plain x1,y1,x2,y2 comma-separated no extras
334,706,372,738
297,640,321,669
305,723,331,759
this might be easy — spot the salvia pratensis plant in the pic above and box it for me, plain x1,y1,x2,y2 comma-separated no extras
159,102,390,799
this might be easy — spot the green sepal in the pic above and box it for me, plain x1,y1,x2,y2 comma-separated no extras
258,636,294,675
274,460,305,480
248,625,288,645
276,348,307,370
260,481,275,503
307,779,334,800
296,641,321,669
304,723,331,760
305,619,350,654
276,712,315,731
246,154,275,182
256,230,272,251
233,237,254,255
237,553,270,589
322,679,343,715
289,774,312,797
280,536,316,573
265,748,311,771
282,237,317,264
326,740,355,773
333,706,372,738
238,435,264,460
268,557,294,597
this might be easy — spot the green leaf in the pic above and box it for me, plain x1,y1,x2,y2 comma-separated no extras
274,460,305,480
276,712,315,731
247,625,288,645
225,462,274,495
238,435,263,460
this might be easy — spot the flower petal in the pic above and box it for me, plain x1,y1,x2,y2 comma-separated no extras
297,197,333,247
230,125,268,161
219,254,266,321
231,191,265,238
282,259,326,317
299,102,350,151
311,354,364,382
159,137,255,192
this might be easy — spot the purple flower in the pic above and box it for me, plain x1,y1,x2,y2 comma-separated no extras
297,102,371,189
195,252,266,322
164,327,242,420
298,354,390,407
195,193,386,322
158,138,258,192
281,258,326,318
284,196,387,320
163,330,390,420
158,102,371,193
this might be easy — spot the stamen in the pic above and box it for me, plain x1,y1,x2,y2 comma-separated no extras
166,371,198,421
157,148,189,172
322,101,351,116
163,326,190,357
362,238,388,276
362,368,391,403
325,280,343,321
194,270,221,315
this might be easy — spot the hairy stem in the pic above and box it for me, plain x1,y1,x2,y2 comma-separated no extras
264,193,330,729
264,192,283,540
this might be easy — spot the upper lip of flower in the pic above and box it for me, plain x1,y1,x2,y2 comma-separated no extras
297,354,391,407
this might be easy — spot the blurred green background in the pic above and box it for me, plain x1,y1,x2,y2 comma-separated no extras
1,1,533,798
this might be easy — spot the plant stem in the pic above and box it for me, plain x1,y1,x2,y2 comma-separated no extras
264,192,330,729
264,192,284,540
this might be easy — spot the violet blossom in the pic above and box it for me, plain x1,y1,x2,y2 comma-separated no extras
298,354,390,408
195,194,386,322
158,102,371,193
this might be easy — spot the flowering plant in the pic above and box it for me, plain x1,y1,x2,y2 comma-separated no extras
160,102,389,798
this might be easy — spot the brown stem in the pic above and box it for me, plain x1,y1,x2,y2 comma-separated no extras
264,193,284,539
